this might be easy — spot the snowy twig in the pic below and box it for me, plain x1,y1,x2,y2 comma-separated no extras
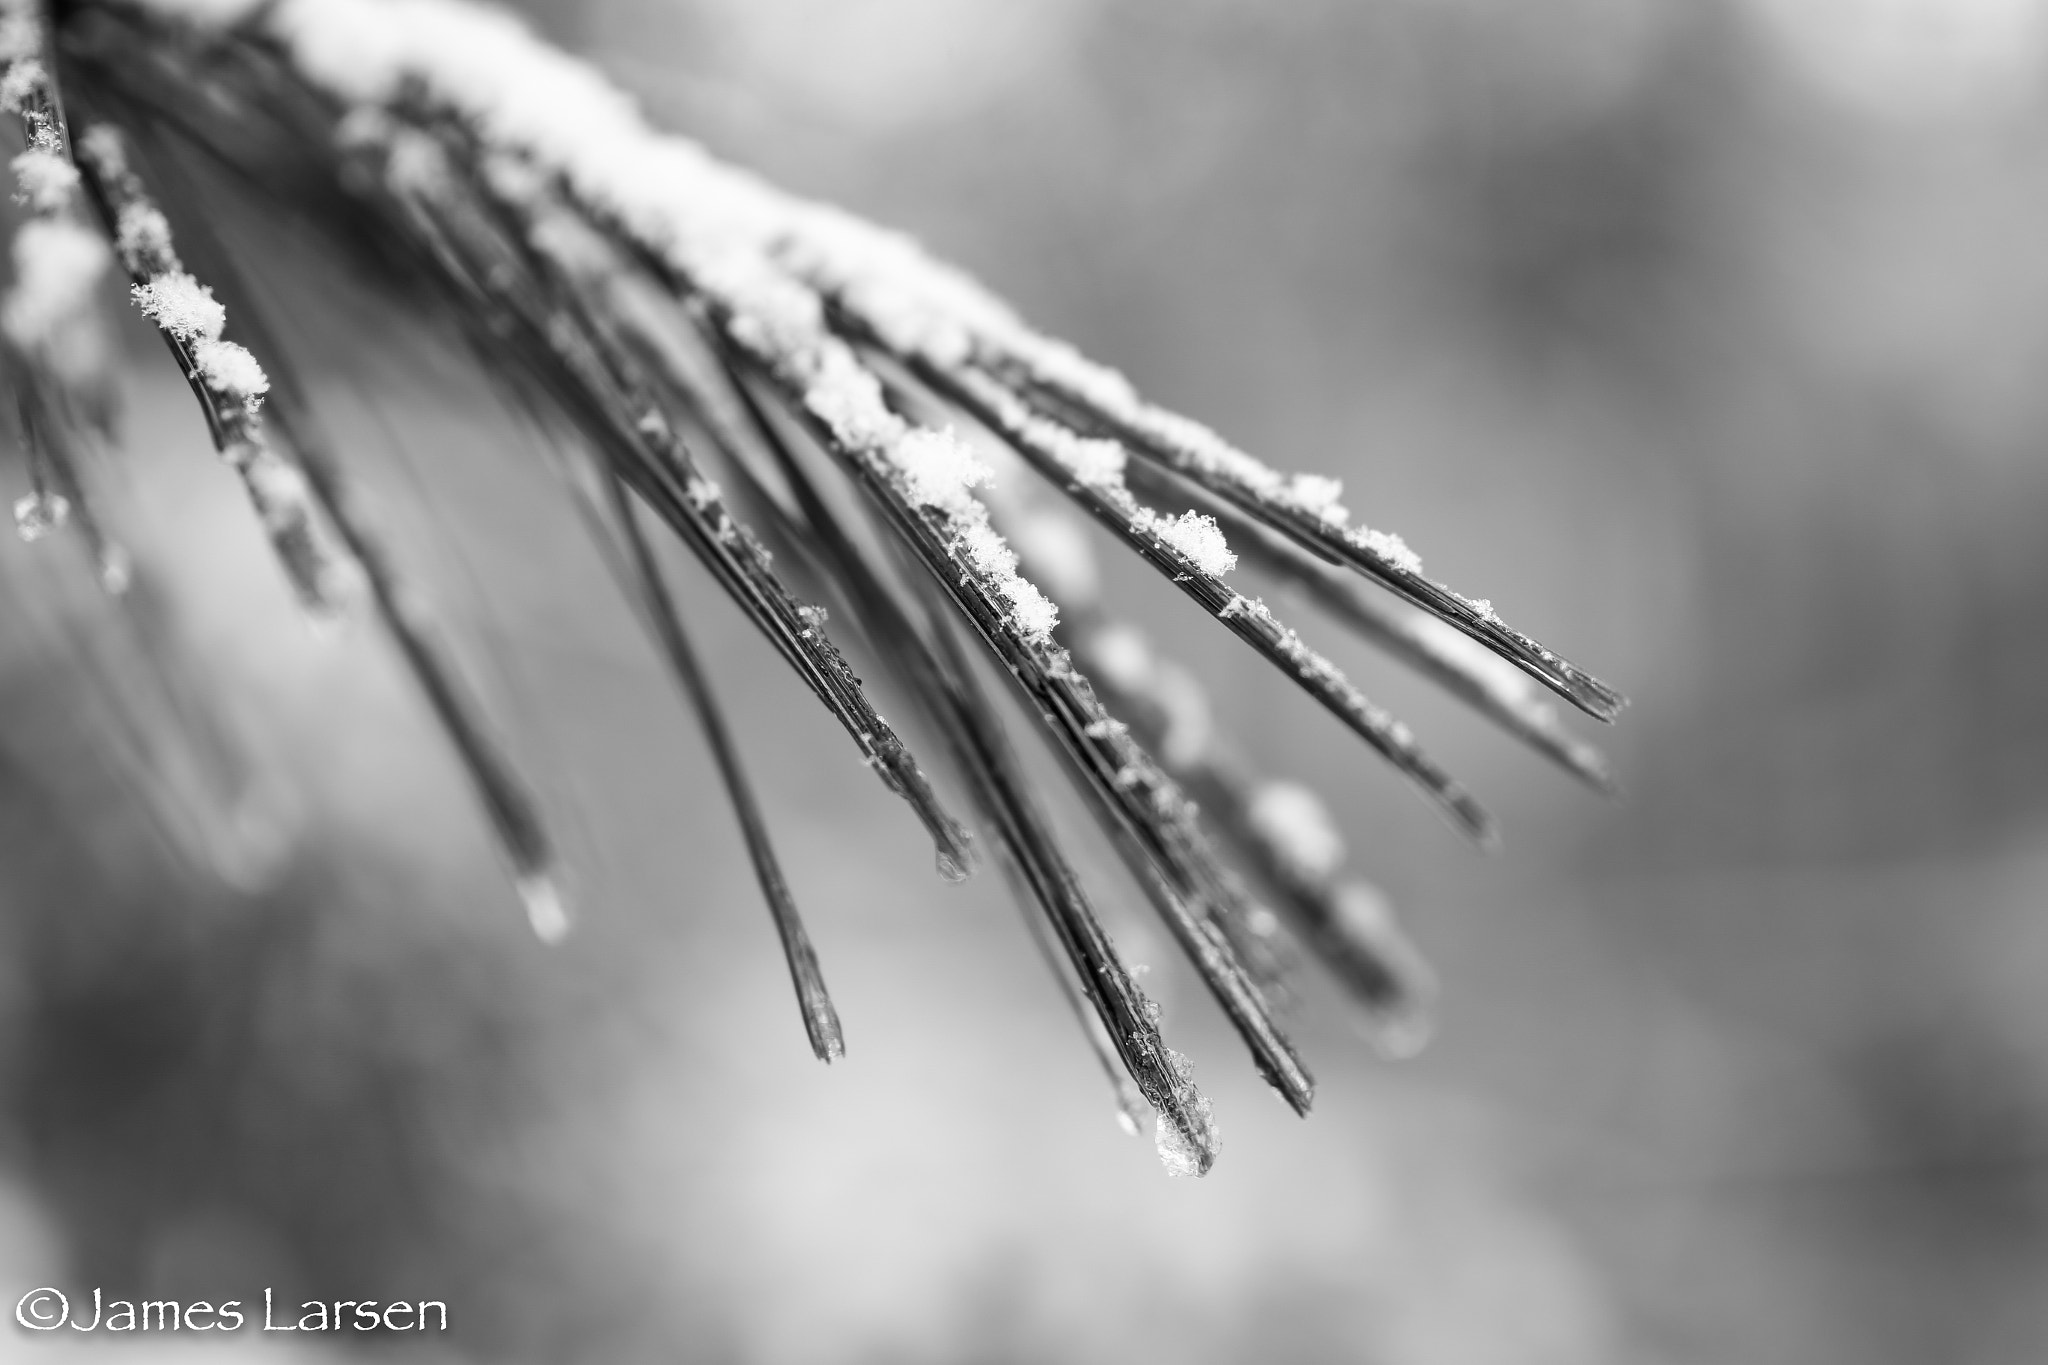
996,360,1628,723
0,4,121,570
27,0,1638,1173
743,392,1218,1159
1124,461,1619,793
340,122,978,883
69,122,360,614
981,471,1439,1052
91,111,577,938
694,313,1315,1114
917,355,1500,846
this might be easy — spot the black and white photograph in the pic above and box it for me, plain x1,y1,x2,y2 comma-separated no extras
1,0,2045,1360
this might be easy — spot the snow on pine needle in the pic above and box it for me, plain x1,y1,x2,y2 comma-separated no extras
0,0,1630,1175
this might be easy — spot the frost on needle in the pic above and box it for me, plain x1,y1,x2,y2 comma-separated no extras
7,0,1629,1176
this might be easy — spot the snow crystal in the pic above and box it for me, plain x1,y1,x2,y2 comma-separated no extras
2,218,109,350
12,490,69,542
894,428,990,513
73,126,131,185
798,344,899,451
114,203,174,264
1247,781,1346,880
1151,510,1236,577
128,0,1143,658
135,0,1375,612
1288,473,1349,524
1355,527,1422,575
956,522,1016,578
1060,435,1127,489
132,273,226,341
11,147,77,211
1152,1049,1218,1178
0,56,42,112
1009,333,1141,421
193,337,270,402
1000,578,1059,644
1004,399,1124,489
777,204,1011,368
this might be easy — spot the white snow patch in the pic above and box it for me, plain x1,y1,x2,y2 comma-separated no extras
1356,527,1422,574
894,428,989,514
132,272,226,341
193,338,270,401
114,203,174,264
0,56,42,112
1288,472,1349,525
798,344,899,450
1152,510,1236,577
11,147,77,211
999,577,1059,644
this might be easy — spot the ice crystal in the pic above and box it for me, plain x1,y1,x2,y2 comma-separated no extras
1153,1049,1219,1178
192,337,270,402
894,428,990,514
114,202,173,262
131,272,226,341
1150,509,1237,577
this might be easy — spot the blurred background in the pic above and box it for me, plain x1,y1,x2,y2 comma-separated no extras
4,0,2048,1360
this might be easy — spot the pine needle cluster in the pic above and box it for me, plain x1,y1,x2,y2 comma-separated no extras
0,0,1625,1175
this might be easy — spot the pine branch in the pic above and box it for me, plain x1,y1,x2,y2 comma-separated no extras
70,122,360,616
603,470,845,1063
338,119,978,883
7,0,1640,1175
623,310,1219,1161
1123,459,1619,794
908,354,1500,847
979,358,1628,724
693,316,1315,1115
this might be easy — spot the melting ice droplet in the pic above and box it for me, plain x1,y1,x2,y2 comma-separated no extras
518,874,573,944
934,847,970,884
